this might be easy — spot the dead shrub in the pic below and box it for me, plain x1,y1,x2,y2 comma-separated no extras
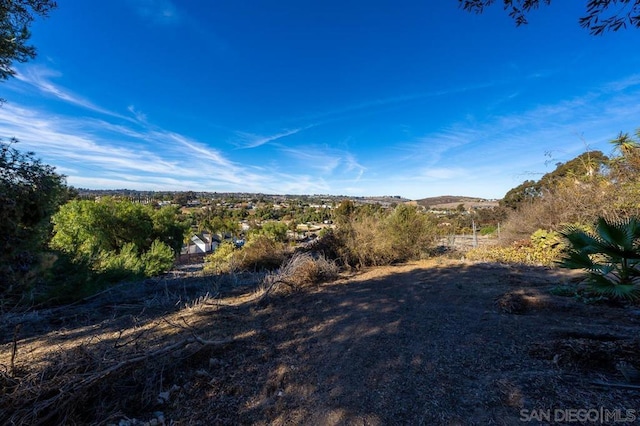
260,253,339,297
495,290,549,314
331,205,436,268
495,292,528,314
237,235,287,271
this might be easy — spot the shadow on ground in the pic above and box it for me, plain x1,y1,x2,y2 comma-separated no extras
2,260,640,425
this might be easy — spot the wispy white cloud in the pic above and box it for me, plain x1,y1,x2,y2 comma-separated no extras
602,74,640,92
291,80,503,127
129,0,180,24
343,153,365,181
0,75,333,195
127,105,148,123
377,75,640,198
4,59,640,199
235,127,305,149
157,131,232,167
420,167,467,180
14,66,131,120
279,144,366,182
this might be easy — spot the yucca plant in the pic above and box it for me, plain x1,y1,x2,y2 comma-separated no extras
559,217,640,300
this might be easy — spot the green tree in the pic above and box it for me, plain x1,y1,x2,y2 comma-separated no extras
150,205,189,254
459,0,640,34
51,198,188,277
0,138,68,293
333,200,356,224
384,204,436,261
1,0,57,101
539,151,608,188
501,179,540,210
256,221,289,242
501,151,608,210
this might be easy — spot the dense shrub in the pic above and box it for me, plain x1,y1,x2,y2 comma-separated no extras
204,234,288,274
141,240,176,276
203,241,237,274
500,178,613,243
238,234,287,271
93,240,174,280
98,243,144,278
331,204,437,268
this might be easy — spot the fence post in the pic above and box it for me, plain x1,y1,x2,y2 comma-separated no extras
472,220,478,248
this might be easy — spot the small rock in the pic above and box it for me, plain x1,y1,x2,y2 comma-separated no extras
195,368,210,377
156,391,170,404
209,357,223,367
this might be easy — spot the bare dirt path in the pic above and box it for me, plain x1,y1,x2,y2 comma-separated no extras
2,259,640,425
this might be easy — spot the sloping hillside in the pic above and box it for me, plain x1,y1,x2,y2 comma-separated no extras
1,260,639,425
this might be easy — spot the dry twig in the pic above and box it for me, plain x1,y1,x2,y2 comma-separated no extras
2,333,235,425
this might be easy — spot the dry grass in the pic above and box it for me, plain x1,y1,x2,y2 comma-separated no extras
2,259,640,424
500,179,637,243
257,252,340,300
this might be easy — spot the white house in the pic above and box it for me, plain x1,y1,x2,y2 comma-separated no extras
181,233,219,255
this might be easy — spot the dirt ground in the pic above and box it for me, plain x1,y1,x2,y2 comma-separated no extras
2,259,640,425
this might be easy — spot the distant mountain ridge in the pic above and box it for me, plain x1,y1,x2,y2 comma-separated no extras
414,195,499,209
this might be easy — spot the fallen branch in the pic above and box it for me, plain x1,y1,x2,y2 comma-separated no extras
10,324,20,376
591,380,640,390
5,334,235,426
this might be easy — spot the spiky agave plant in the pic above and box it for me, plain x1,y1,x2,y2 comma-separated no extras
559,217,640,300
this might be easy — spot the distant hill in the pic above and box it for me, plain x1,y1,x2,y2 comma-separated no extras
414,195,500,209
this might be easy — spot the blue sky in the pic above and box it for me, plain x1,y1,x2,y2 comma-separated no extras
1,1,640,199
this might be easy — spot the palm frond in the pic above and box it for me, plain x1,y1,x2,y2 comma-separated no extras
559,216,640,301
587,274,640,300
595,217,635,252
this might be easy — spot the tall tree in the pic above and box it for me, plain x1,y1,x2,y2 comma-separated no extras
500,151,609,210
610,130,640,182
0,0,56,80
50,198,189,277
459,0,640,34
0,138,67,294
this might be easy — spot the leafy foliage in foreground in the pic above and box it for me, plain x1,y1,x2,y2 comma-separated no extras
559,217,640,300
0,138,69,301
0,0,57,102
459,0,640,35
